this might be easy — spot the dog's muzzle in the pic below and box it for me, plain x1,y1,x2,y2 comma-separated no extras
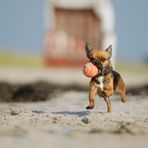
91,60,103,72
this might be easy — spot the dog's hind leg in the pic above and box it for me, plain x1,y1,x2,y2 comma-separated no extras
104,96,112,112
116,77,127,103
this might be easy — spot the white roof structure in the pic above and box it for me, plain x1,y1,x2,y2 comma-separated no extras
44,0,117,66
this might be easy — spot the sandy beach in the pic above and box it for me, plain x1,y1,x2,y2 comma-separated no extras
0,67,148,148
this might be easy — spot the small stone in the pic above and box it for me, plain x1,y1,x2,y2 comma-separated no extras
89,128,103,134
53,120,57,124
10,107,21,115
81,116,90,124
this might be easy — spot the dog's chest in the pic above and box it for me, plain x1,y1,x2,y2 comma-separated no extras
94,76,104,91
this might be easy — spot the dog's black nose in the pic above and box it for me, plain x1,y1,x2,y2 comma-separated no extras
91,60,103,70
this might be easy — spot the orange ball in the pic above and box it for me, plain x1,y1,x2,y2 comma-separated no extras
83,62,99,78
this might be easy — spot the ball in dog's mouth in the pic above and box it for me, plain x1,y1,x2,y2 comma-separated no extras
83,62,99,78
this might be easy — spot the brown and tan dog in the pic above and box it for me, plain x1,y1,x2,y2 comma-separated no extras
85,43,126,112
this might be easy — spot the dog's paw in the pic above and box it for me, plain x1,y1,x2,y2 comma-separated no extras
86,106,94,110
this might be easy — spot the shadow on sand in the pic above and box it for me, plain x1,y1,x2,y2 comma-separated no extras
52,111,91,117
52,110,105,117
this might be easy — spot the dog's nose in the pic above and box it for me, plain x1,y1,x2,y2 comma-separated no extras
92,60,103,69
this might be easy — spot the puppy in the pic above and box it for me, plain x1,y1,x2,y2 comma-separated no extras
85,43,126,112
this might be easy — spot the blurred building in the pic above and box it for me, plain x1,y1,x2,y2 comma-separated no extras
44,0,116,66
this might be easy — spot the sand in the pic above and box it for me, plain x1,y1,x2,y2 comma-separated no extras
0,91,148,148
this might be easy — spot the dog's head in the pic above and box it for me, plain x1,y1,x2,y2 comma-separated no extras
85,42,112,71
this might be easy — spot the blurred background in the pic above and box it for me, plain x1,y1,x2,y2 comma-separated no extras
0,0,147,87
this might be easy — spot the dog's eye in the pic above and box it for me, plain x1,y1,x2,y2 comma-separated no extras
100,57,106,62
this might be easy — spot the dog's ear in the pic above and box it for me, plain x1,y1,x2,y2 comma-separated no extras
85,42,92,58
105,45,112,57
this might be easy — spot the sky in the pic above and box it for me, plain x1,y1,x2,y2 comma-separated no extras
111,0,148,63
0,0,148,63
0,0,44,55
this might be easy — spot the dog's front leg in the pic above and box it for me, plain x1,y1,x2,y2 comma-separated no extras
86,81,97,110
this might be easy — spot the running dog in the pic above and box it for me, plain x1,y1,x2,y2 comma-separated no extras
84,43,126,112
